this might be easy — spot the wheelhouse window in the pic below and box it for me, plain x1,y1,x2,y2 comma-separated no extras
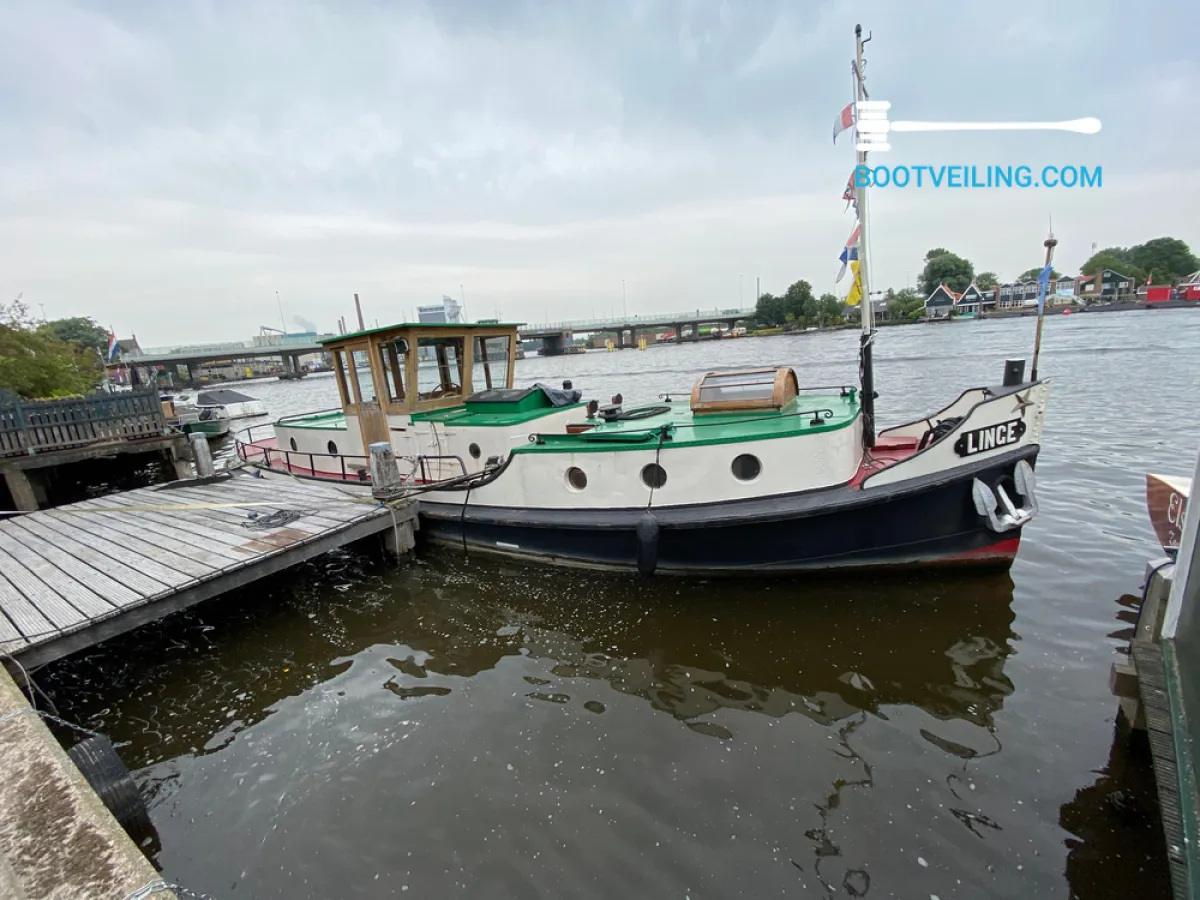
417,336,465,400
332,349,351,408
347,347,376,403
472,335,511,393
378,337,407,403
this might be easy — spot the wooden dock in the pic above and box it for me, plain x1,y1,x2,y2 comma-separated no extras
1,388,191,511
0,471,416,670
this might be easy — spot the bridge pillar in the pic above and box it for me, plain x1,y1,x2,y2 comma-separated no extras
541,333,566,356
673,324,683,344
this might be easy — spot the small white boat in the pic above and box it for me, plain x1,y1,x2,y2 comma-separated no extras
165,389,267,420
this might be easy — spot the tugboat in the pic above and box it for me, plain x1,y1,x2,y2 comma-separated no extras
235,27,1051,575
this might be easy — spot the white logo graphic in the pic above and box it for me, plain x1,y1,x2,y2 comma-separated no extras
854,101,1101,152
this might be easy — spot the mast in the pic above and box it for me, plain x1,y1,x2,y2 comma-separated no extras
853,24,877,448
1030,229,1057,381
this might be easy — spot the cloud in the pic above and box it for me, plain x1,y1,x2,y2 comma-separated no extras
0,0,1197,341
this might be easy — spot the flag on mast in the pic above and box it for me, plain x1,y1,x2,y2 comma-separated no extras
106,329,119,362
835,224,861,282
845,260,864,306
842,171,858,214
833,103,855,144
1035,262,1054,315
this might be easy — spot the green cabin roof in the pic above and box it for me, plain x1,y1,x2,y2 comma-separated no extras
319,321,525,345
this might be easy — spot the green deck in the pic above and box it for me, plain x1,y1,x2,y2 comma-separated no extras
514,394,859,453
412,402,587,427
278,393,860,452
280,410,349,430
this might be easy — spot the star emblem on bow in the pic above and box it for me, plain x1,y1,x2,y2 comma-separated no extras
1012,389,1034,417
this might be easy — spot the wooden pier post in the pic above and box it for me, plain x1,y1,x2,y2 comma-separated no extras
369,442,403,498
189,434,215,478
368,442,417,556
3,469,39,513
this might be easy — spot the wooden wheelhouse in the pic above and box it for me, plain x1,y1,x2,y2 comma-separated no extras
318,322,523,450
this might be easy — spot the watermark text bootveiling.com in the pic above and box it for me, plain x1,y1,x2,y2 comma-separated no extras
854,164,1101,189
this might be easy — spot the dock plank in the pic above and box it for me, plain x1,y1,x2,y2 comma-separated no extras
0,605,24,647
205,476,376,523
43,508,227,576
0,476,412,671
0,526,144,608
0,573,53,645
73,498,253,562
228,475,377,516
88,489,308,546
29,513,202,588
0,544,91,630
9,517,173,600
153,485,345,534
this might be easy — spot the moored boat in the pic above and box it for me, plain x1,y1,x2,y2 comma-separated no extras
165,388,267,420
233,25,1053,576
1147,473,1191,552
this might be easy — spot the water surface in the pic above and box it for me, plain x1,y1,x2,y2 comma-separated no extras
41,310,1199,898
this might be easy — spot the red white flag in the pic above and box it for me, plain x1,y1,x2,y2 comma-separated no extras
833,103,854,144
842,171,858,213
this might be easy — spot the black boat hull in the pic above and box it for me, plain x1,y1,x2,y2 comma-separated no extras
417,445,1039,575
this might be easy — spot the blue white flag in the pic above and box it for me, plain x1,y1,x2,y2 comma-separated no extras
1036,262,1053,314
835,225,861,283
836,244,860,283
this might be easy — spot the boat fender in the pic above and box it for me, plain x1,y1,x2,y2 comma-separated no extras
636,510,660,577
67,734,153,837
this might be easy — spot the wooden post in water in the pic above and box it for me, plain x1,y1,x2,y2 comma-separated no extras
189,434,215,478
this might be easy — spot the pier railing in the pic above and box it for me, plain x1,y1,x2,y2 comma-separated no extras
0,388,168,457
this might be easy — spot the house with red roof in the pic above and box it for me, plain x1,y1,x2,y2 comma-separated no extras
924,284,961,319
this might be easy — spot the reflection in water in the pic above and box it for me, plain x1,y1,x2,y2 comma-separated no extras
41,547,1025,898
1059,722,1170,900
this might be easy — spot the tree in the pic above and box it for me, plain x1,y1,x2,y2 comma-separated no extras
918,248,974,295
887,288,924,321
976,271,999,290
1127,237,1199,283
0,296,101,399
783,279,816,326
1080,250,1145,283
754,292,787,327
818,293,843,326
1016,267,1060,282
38,317,109,355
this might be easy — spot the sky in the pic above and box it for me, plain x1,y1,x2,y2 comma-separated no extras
2,0,1197,346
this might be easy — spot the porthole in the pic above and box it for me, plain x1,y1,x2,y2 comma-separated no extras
641,463,667,489
731,454,762,482
289,437,298,451
327,440,338,455
566,467,588,491
469,442,481,460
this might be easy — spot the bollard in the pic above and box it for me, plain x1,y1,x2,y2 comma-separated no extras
189,433,215,478
369,442,404,498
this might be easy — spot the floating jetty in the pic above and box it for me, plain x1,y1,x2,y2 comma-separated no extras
0,470,416,670
1112,449,1200,898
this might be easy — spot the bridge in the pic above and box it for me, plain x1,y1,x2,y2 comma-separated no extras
116,335,336,386
518,307,756,355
